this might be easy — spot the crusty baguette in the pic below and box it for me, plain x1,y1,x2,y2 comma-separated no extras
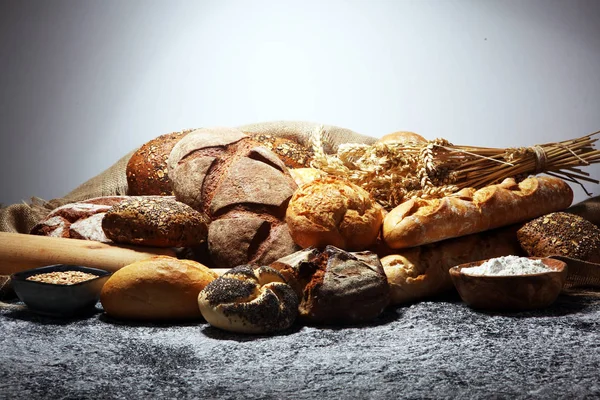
382,224,525,305
383,176,573,249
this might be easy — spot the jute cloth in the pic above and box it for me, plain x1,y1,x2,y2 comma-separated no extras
0,120,598,297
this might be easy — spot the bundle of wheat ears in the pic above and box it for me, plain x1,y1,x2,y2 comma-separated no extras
310,127,600,210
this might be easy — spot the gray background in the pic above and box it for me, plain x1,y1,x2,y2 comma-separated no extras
1,0,599,206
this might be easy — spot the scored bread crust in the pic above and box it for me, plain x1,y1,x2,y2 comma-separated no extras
383,176,574,249
285,176,384,251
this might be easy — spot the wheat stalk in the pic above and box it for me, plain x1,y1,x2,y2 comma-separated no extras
310,129,600,210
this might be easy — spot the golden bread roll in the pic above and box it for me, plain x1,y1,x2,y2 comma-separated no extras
198,265,298,334
383,176,573,249
285,176,384,251
100,256,218,321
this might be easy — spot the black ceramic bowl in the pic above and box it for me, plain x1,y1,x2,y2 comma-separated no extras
11,264,112,317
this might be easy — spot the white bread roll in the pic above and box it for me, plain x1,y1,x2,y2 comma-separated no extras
100,256,218,321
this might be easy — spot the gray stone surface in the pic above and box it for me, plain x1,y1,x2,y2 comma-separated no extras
1,292,600,399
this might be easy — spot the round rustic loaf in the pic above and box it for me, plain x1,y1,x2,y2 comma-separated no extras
167,127,300,268
102,196,210,247
247,133,314,168
126,130,193,195
100,256,218,321
198,265,299,334
517,212,600,263
30,196,130,243
285,176,384,251
270,245,390,325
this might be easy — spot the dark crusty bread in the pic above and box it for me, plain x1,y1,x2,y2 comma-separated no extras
270,245,390,325
30,196,130,243
517,212,600,263
126,130,193,195
167,127,300,268
102,197,210,248
247,133,314,168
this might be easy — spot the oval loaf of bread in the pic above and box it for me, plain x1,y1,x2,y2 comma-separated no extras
383,176,573,249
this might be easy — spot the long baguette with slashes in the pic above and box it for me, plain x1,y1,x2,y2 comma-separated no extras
383,176,573,249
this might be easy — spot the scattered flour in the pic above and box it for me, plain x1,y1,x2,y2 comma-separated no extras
462,255,551,276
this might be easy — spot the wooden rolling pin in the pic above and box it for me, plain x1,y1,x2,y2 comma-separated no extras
0,232,177,275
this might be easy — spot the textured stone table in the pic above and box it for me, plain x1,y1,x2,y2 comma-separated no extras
1,291,599,399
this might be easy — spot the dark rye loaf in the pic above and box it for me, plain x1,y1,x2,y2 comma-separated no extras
167,127,300,268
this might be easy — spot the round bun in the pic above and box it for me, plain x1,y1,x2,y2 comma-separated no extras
198,265,298,334
100,256,218,321
270,246,390,325
102,196,210,247
127,130,193,195
381,251,448,305
248,133,314,168
285,176,383,251
517,212,600,262
288,168,328,187
377,131,427,145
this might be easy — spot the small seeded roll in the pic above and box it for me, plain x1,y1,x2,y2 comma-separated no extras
517,212,600,263
285,176,384,251
377,131,427,145
198,265,299,334
100,256,218,321
102,197,210,247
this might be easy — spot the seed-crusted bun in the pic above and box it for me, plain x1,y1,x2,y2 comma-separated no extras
126,130,193,195
247,133,314,168
377,131,427,145
270,245,390,325
517,212,600,263
167,127,300,268
288,168,328,187
30,196,130,243
102,197,210,247
285,176,384,251
198,265,299,334
100,256,218,321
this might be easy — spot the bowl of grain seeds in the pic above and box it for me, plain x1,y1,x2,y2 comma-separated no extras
449,256,568,311
11,264,112,317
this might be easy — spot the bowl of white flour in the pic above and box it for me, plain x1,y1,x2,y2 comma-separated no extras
449,256,568,311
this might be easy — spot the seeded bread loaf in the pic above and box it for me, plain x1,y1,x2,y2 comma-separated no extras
101,197,210,247
383,176,574,249
167,127,300,268
30,196,130,243
248,133,314,168
126,130,193,195
517,212,600,263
